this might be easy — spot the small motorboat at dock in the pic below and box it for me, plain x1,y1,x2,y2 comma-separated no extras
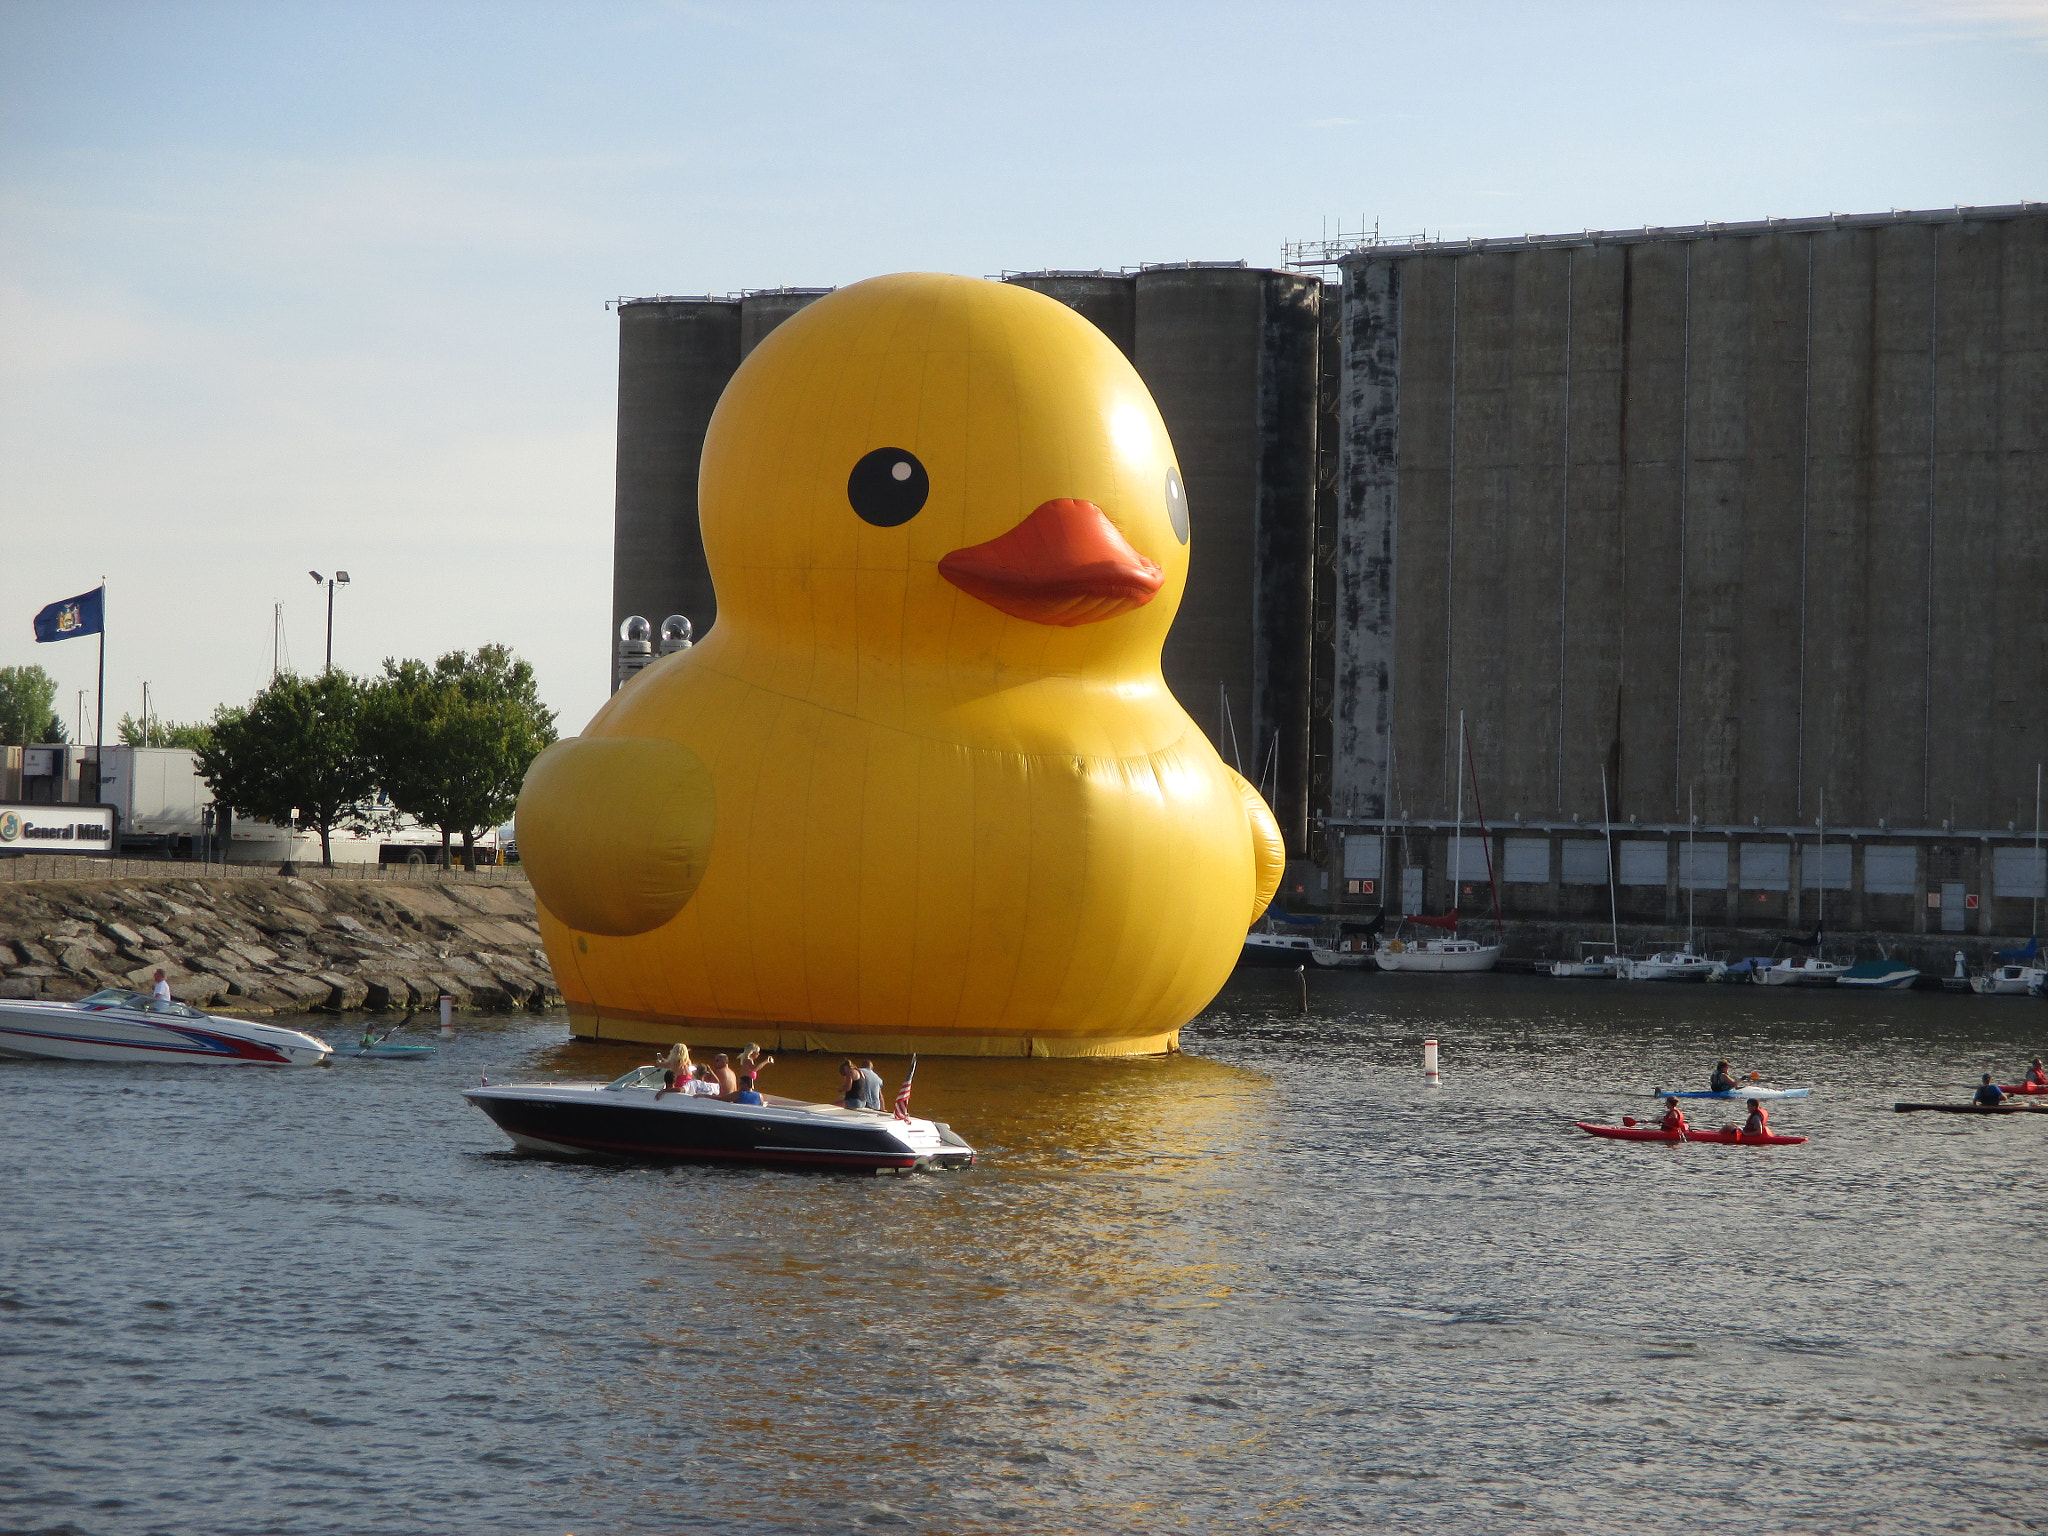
1238,917,1319,969
1968,963,2046,996
0,988,330,1067
1618,947,1716,982
464,1066,976,1172
1838,959,1921,990
1549,941,1620,979
1755,954,1848,986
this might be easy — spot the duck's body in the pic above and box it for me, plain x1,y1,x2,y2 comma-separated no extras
521,273,1281,1056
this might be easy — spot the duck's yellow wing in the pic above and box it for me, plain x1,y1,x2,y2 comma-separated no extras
1227,767,1285,926
517,736,716,937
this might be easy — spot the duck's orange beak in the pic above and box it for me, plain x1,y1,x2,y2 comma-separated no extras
938,499,1163,626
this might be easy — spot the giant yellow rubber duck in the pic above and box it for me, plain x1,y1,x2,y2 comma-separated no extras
518,272,1282,1056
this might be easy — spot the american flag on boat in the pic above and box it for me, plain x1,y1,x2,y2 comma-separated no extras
893,1055,917,1121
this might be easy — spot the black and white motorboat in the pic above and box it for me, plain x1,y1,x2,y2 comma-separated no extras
0,988,332,1067
1239,917,1320,969
463,1066,977,1172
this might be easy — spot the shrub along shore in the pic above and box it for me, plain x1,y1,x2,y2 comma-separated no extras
0,871,558,1014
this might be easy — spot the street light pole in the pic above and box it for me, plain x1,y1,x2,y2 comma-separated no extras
309,570,352,673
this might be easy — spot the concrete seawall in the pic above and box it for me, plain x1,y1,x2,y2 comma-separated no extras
0,873,558,1014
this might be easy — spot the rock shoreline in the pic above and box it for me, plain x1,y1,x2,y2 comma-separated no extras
0,874,558,1015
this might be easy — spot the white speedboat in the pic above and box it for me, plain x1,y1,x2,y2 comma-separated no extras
1618,948,1717,982
1550,942,1621,979
0,989,331,1066
1969,964,2046,996
1755,955,1848,987
465,1066,975,1172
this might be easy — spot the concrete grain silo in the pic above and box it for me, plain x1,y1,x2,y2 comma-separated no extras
1135,262,1324,855
739,288,833,358
1001,271,1137,359
612,297,742,664
1319,205,2048,940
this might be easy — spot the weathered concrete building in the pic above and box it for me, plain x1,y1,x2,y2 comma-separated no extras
608,205,2048,939
1320,205,2048,938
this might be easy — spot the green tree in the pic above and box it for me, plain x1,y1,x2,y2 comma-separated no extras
0,665,66,746
117,713,214,751
360,645,557,870
196,672,377,867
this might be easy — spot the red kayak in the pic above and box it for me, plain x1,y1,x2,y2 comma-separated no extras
1575,1121,1808,1146
1998,1082,2047,1095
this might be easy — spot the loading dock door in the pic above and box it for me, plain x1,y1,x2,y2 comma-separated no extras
1941,882,1966,933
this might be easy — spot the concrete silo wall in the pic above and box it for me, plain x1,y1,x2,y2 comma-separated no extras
1332,208,2048,935
1002,272,1138,360
612,299,741,655
1136,266,1323,853
1338,212,2048,828
739,289,832,358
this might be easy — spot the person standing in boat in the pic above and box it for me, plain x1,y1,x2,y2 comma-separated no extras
150,969,173,1009
1742,1098,1770,1137
1973,1075,2006,1108
1659,1097,1689,1135
838,1059,863,1109
711,1052,739,1099
732,1044,775,1100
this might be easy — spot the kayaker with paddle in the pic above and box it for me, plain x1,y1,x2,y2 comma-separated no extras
1710,1059,1760,1094
1973,1075,2006,1108
1659,1097,1689,1134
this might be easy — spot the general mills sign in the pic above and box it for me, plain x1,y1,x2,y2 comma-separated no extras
0,802,117,854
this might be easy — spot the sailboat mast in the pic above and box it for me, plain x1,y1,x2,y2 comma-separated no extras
1452,711,1465,920
1817,787,1826,940
1687,783,1697,950
1601,765,1619,950
1464,715,1503,929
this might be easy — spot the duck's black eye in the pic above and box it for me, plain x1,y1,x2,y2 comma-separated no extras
847,448,929,527
1165,466,1189,545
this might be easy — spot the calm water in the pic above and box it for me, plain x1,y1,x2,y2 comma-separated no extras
4,974,2045,1536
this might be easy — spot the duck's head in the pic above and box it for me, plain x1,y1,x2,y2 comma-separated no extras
698,273,1188,685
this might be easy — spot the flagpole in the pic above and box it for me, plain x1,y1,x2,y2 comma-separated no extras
93,582,106,806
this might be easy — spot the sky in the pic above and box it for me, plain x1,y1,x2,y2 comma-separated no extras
2,0,2044,740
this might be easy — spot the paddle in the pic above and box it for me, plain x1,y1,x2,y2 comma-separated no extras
359,1006,418,1050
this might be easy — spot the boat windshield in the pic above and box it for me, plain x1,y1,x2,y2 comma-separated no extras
79,989,147,1009
77,988,202,1016
603,1066,667,1091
